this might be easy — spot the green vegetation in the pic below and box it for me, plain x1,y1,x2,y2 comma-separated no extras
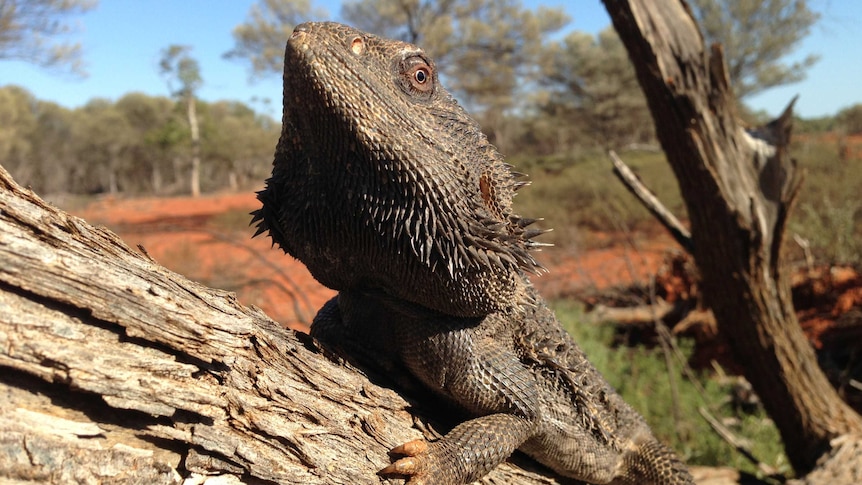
0,85,279,197
553,301,791,477
688,0,819,99
0,0,94,76
789,135,862,264
510,137,862,265
511,149,683,247
6,0,855,265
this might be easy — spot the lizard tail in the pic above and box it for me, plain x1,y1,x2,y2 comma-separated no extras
618,439,695,485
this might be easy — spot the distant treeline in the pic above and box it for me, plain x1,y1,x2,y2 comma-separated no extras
0,85,280,196
2,83,861,198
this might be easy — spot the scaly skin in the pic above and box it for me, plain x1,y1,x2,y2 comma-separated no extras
253,21,694,485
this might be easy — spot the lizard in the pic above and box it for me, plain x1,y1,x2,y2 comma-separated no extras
252,21,695,485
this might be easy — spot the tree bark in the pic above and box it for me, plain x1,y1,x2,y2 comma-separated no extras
0,165,557,484
603,0,862,478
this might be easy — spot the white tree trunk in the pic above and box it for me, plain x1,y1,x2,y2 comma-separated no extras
188,95,201,197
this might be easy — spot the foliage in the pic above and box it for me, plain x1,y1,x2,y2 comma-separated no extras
787,136,862,265
159,45,204,196
0,85,279,196
342,0,567,117
529,0,821,152
688,0,820,99
225,0,326,76
537,27,653,151
795,198,862,265
511,149,684,247
510,128,862,268
0,0,95,76
159,45,202,100
794,115,838,134
71,98,135,194
836,104,862,135
553,302,790,477
226,0,566,153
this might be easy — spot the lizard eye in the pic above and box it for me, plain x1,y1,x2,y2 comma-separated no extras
399,56,434,97
408,64,432,92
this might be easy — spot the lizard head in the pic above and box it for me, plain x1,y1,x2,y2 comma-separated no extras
253,22,549,317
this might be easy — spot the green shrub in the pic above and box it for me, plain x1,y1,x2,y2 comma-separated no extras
552,301,791,478
511,137,861,265
511,150,684,249
788,138,862,265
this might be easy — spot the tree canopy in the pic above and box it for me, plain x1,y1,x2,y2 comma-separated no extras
0,0,96,76
538,27,653,151
688,0,820,99
224,0,325,77
0,0,834,196
0,85,279,196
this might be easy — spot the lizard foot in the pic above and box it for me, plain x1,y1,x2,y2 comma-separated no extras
379,439,436,483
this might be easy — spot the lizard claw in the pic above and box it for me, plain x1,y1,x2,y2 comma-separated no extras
379,456,420,475
390,439,428,456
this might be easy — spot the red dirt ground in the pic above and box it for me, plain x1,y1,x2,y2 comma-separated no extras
72,191,676,331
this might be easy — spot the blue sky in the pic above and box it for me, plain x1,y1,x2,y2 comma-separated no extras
2,0,859,120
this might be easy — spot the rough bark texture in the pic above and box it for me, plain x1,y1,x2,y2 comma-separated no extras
603,0,862,479
0,164,559,484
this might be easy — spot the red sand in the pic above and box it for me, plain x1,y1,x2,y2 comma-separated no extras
73,192,675,331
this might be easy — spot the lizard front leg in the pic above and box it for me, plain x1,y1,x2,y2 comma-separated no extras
381,413,533,484
381,319,542,484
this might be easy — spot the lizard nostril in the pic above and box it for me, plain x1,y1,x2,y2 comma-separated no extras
350,36,364,55
291,24,310,41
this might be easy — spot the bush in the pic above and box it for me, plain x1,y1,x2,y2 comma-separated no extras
553,301,790,477
511,149,684,249
510,136,862,266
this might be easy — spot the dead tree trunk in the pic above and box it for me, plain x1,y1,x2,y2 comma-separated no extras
603,0,862,480
0,165,553,484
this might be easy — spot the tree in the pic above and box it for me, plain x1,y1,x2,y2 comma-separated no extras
0,86,277,196
115,93,180,194
0,85,36,181
27,99,76,194
202,101,279,191
0,0,95,76
836,103,862,135
160,45,203,197
603,0,862,480
342,0,568,111
539,27,653,150
71,99,134,194
224,0,324,77
688,0,820,99
226,0,567,152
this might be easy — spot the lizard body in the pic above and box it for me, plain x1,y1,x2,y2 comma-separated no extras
254,21,694,485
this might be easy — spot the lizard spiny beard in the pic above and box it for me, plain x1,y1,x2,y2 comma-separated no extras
253,22,548,317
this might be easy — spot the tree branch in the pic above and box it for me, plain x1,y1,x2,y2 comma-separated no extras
609,150,693,253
